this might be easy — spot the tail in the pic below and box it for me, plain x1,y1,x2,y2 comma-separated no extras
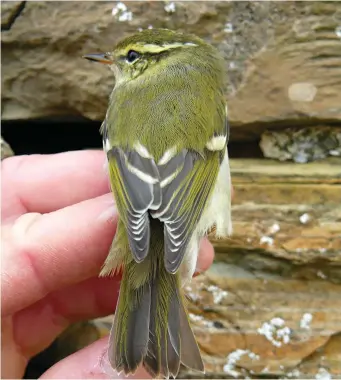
108,224,204,378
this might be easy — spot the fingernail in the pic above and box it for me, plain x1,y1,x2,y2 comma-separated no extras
97,195,117,222
11,212,42,240
98,206,117,222
98,347,119,379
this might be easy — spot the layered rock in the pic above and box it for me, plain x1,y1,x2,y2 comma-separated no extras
260,126,341,163
182,158,341,379
1,1,341,140
2,1,341,378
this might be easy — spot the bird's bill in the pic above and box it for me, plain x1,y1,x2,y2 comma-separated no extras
83,53,114,64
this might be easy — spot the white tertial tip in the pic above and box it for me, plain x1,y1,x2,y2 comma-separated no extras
125,160,158,184
206,135,227,151
160,169,180,188
158,146,177,165
134,142,153,159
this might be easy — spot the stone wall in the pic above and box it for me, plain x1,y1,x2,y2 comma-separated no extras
2,1,341,379
2,1,341,137
184,158,341,378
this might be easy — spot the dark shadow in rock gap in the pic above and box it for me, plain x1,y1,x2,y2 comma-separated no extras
1,117,103,155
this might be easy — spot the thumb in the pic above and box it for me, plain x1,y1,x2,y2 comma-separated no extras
39,337,151,379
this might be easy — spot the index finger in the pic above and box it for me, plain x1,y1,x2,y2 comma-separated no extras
1,150,109,221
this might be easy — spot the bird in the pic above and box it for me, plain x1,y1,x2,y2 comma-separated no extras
84,28,232,379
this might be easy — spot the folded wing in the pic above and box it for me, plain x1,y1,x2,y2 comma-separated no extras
104,108,228,273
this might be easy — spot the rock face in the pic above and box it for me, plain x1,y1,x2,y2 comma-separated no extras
260,126,341,163
1,1,341,140
182,158,341,379
2,2,341,378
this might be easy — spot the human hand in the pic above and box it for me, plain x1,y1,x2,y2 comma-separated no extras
1,150,215,379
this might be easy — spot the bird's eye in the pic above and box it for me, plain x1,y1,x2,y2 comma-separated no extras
126,50,140,63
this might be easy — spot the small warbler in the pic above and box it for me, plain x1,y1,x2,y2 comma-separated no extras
84,28,232,379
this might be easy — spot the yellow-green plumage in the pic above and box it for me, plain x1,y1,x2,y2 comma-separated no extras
84,28,232,379
106,31,226,160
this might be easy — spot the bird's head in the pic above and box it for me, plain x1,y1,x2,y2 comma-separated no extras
83,29,207,85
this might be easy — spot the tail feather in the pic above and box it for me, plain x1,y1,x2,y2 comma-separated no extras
143,280,160,377
166,292,181,377
126,284,151,372
179,300,205,372
109,283,151,374
167,330,181,378
143,279,181,378
108,222,204,378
